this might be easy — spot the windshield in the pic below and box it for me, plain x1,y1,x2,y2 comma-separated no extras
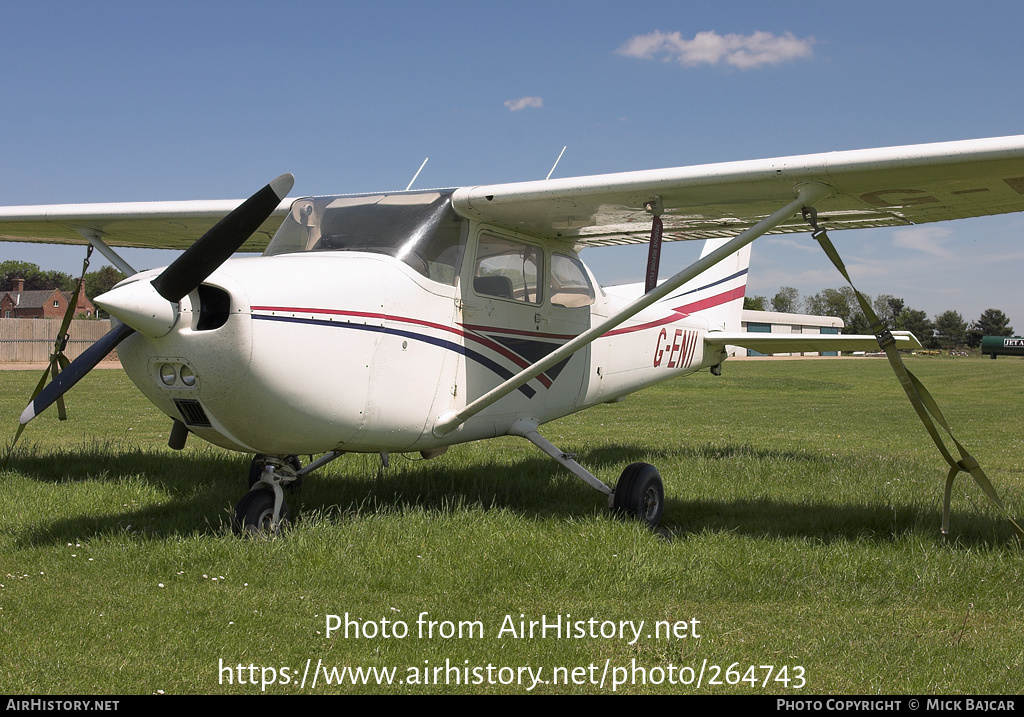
264,191,466,285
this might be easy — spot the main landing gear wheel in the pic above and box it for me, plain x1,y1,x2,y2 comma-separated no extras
232,487,290,537
613,462,664,529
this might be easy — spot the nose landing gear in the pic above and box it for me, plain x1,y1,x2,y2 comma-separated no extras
233,486,290,536
233,455,301,536
233,451,347,536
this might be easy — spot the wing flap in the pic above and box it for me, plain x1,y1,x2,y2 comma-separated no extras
451,136,1024,245
705,331,923,354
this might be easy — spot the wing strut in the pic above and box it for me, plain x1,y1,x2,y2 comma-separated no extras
74,228,137,276
433,182,832,437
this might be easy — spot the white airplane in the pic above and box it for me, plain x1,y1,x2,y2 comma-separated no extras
3,136,1023,534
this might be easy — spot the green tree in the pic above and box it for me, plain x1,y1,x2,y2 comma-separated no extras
743,295,767,311
872,294,905,328
804,288,843,319
805,287,870,335
0,260,75,292
771,286,801,314
895,309,936,348
933,310,968,349
967,308,1014,347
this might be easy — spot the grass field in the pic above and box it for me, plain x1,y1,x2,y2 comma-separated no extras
1,356,1022,694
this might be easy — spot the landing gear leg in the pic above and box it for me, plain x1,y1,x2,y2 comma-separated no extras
234,455,301,536
509,418,665,529
248,454,302,490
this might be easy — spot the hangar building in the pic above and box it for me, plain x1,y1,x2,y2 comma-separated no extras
735,309,845,357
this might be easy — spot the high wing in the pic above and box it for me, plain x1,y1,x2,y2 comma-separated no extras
0,199,291,252
2,136,1023,252
452,135,1024,245
432,136,1024,432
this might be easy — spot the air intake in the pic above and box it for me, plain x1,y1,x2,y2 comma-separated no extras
173,399,212,428
196,284,231,331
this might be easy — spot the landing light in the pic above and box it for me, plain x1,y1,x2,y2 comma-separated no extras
155,361,197,389
160,364,177,386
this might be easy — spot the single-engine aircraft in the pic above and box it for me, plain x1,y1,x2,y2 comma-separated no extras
3,136,1024,533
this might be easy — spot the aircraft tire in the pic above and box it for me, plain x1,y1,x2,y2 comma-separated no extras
613,462,664,529
232,487,290,537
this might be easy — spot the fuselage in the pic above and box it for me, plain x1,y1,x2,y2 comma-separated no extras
113,191,735,457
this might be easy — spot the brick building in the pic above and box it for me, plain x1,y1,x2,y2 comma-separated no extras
0,278,96,319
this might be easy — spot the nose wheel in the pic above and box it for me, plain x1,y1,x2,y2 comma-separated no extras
234,455,301,536
233,486,290,536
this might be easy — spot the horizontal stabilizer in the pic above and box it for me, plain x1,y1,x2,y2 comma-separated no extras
705,331,922,354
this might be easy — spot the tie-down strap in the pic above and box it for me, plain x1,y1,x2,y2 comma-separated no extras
803,208,1022,540
3,246,94,469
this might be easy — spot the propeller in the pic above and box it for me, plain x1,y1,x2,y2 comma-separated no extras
19,173,294,425
152,173,294,303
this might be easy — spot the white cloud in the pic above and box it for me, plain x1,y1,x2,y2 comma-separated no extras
891,226,956,259
504,96,543,112
617,30,814,69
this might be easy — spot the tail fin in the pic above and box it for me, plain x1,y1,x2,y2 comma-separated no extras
669,237,750,332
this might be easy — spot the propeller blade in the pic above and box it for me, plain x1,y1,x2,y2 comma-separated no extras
20,322,136,425
19,173,293,425
151,173,294,302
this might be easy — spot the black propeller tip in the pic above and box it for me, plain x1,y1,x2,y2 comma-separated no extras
151,173,295,303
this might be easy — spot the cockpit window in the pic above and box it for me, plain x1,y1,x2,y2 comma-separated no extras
550,253,595,307
473,234,542,304
264,191,466,285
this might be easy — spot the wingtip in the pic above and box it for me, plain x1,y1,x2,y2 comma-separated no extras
270,173,295,200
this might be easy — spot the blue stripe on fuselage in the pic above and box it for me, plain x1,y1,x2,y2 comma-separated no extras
665,268,748,302
252,313,537,398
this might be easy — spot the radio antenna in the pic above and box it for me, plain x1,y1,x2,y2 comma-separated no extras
545,146,566,180
405,158,429,191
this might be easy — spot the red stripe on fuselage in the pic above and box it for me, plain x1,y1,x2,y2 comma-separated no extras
673,285,747,316
458,323,576,340
602,285,746,337
250,305,555,387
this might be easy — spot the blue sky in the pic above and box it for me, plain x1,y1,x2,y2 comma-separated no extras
2,0,1023,327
